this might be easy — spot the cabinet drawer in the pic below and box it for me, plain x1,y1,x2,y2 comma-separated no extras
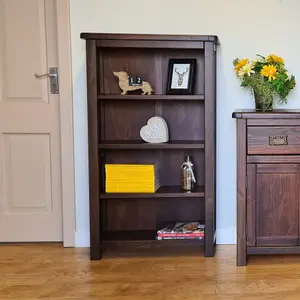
248,127,300,155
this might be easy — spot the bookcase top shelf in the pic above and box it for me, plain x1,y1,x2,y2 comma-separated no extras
80,33,218,50
80,32,219,43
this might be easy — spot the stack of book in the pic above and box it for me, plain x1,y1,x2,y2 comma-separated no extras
105,164,160,193
156,222,204,240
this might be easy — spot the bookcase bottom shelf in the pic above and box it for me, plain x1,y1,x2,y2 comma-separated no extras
103,230,204,244
97,229,214,259
103,230,156,241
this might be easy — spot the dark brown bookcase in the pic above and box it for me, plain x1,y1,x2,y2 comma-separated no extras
80,33,218,260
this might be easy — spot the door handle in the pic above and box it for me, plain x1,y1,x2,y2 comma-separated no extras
34,72,57,78
34,67,59,94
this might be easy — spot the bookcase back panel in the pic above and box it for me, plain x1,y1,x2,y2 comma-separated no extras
162,102,204,141
101,48,161,94
105,198,204,231
102,101,204,142
102,101,155,141
104,149,204,187
99,48,204,95
160,150,204,186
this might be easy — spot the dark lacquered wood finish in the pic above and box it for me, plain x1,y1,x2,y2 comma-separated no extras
246,164,256,247
86,40,101,260
236,119,247,266
98,94,204,101
248,127,300,155
255,164,299,246
82,33,218,260
233,109,300,265
232,109,300,119
99,140,205,150
204,41,217,257
100,185,205,199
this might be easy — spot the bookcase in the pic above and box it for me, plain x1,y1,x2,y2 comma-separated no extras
80,33,218,260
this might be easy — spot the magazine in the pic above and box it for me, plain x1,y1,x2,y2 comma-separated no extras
156,222,204,240
156,236,203,240
157,222,204,234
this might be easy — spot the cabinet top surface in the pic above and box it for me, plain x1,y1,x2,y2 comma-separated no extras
80,32,219,43
232,109,300,119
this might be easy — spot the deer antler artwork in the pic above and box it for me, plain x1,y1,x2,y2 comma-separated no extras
174,68,189,86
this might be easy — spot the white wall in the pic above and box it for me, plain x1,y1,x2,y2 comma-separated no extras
70,0,300,247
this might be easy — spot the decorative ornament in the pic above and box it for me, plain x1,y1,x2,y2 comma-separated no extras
140,116,169,143
233,54,296,111
181,155,196,191
113,71,153,95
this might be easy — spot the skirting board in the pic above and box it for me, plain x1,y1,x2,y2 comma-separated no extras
75,229,90,247
216,227,236,245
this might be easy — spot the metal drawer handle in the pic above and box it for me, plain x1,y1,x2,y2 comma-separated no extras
269,135,288,146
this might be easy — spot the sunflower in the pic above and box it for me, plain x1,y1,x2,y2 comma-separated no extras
267,54,284,64
234,58,248,73
261,64,278,81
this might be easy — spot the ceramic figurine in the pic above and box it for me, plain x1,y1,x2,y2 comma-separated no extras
140,116,169,143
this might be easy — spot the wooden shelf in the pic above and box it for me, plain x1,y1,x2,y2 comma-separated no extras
103,230,157,241
103,230,204,244
100,185,204,199
99,140,204,150
98,94,204,101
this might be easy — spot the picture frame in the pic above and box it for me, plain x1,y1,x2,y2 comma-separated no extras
166,58,197,94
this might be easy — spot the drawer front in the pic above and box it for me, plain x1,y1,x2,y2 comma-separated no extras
248,127,300,155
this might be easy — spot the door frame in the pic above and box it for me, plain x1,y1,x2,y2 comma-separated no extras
56,0,75,247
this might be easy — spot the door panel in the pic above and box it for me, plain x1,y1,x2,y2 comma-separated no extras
2,0,48,101
257,164,299,174
256,164,299,247
0,0,62,241
3,134,51,213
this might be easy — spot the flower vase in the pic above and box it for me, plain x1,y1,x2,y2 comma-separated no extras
253,91,273,112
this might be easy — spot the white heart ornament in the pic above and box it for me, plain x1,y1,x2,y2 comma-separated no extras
140,117,169,143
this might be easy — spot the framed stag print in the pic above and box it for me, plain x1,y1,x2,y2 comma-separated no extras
166,58,197,94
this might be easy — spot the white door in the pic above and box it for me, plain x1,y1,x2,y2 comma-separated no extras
0,0,63,242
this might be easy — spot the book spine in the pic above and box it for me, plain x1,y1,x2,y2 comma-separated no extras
157,233,204,237
156,236,204,240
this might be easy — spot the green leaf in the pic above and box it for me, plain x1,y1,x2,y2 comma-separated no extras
279,73,287,81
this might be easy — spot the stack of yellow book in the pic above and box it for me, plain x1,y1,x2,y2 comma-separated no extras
105,164,160,193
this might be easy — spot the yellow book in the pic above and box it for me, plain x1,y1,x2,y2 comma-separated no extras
105,164,155,169
106,187,158,193
105,163,160,193
106,176,155,180
105,177,158,182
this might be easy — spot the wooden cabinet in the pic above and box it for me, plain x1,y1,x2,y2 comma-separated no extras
233,110,300,266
